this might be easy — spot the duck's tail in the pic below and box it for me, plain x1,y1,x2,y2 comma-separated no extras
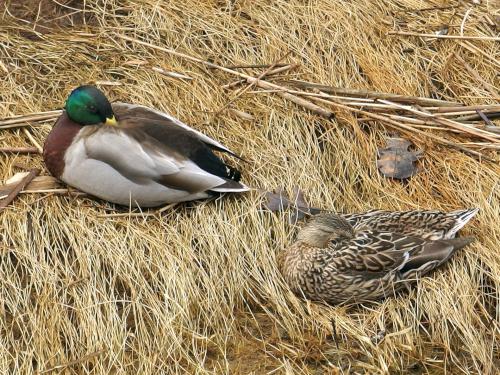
445,208,479,239
400,236,475,278
209,179,250,193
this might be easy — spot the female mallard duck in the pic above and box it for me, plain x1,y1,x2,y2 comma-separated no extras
279,208,478,305
43,86,249,207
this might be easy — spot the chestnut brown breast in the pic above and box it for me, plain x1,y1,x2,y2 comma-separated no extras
43,112,83,178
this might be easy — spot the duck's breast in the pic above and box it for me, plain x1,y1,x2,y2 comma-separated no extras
43,113,84,178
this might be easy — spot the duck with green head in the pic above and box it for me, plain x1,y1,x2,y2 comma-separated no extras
43,85,249,207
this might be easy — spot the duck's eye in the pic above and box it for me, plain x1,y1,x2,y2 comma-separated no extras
88,105,97,113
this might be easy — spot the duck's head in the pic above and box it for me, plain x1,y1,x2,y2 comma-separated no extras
297,213,354,247
65,85,117,126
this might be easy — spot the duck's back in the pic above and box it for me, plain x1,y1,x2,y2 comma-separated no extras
343,209,478,240
112,102,237,155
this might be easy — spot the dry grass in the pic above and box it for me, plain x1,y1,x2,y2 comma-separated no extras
1,0,499,373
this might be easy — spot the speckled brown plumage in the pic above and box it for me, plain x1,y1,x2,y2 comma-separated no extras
279,208,478,305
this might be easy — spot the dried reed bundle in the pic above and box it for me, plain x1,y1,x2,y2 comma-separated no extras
0,0,499,373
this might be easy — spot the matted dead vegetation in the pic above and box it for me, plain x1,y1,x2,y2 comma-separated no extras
1,0,499,373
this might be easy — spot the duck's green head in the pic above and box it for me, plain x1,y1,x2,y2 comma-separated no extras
65,85,117,126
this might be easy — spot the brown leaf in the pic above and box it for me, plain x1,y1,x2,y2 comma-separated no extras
377,137,423,180
262,186,322,223
290,188,307,223
262,188,291,212
289,186,319,223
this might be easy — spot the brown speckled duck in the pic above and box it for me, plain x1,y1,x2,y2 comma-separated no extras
279,208,478,305
43,86,249,207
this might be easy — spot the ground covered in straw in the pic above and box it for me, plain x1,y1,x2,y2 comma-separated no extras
1,0,499,373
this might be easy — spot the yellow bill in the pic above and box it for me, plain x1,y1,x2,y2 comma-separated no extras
105,116,118,126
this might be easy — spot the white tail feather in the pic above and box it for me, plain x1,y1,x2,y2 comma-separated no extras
447,208,479,238
210,183,250,193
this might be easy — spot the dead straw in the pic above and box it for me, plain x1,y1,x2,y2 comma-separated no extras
452,52,499,98
115,34,333,118
285,80,461,106
1,2,499,373
388,30,500,41
0,110,61,129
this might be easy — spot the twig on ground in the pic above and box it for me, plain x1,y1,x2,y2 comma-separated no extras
228,109,254,121
114,34,333,118
433,104,500,113
452,52,499,98
12,162,33,170
457,143,500,150
39,348,106,374
285,80,461,106
454,111,500,122
213,51,293,117
388,30,500,41
222,79,247,90
308,95,496,162
222,64,298,89
0,110,61,129
261,63,299,76
151,67,193,80
476,111,500,134
476,110,496,127
400,5,459,13
225,62,290,69
376,99,500,142
22,188,83,195
0,168,40,211
460,8,474,37
22,128,43,153
0,147,40,154
0,60,8,73
94,80,122,86
96,203,179,218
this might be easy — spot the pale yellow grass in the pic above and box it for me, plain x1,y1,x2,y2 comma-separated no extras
0,0,499,373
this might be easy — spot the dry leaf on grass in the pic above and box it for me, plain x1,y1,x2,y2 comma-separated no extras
262,187,289,212
262,186,321,223
377,137,423,180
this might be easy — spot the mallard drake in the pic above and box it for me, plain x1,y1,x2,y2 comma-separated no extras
43,86,249,207
279,208,478,305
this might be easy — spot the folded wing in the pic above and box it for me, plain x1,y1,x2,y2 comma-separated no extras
112,102,240,157
342,209,478,240
327,230,473,280
84,126,247,194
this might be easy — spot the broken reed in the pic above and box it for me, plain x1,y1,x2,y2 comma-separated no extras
0,35,498,176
